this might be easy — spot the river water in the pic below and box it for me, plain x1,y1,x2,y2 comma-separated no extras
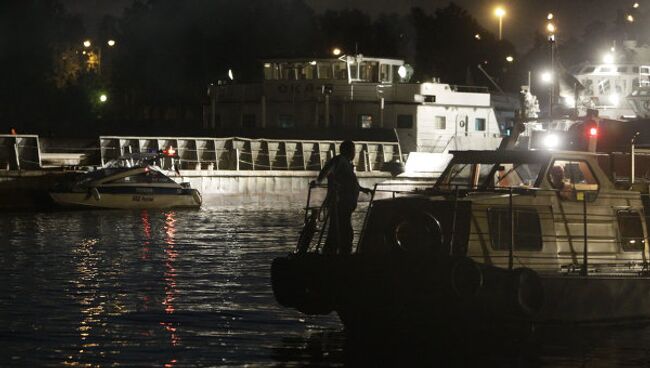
2,205,650,367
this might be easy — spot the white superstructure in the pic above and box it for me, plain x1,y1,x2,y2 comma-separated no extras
205,55,509,168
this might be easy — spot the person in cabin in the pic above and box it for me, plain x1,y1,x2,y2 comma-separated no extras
550,165,573,200
311,140,373,255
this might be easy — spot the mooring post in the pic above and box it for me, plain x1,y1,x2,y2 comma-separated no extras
509,188,514,271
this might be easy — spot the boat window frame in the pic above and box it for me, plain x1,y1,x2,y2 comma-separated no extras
487,207,544,252
546,159,600,202
616,209,646,252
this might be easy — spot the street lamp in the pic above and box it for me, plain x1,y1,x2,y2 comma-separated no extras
546,18,557,119
83,40,92,48
494,6,506,41
82,38,116,75
332,47,342,56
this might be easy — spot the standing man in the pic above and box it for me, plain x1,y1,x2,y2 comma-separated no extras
312,140,372,255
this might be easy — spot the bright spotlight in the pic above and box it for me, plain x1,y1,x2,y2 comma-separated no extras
633,2,640,8
547,13,554,20
609,93,620,106
603,53,615,64
494,7,506,17
544,134,560,149
627,14,635,22
107,39,116,47
228,69,234,81
564,96,576,108
506,56,514,63
546,23,556,34
397,65,407,79
541,71,553,83
332,47,342,56
99,94,108,103
83,40,92,48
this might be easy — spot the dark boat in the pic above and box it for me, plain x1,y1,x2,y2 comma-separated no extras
272,149,650,335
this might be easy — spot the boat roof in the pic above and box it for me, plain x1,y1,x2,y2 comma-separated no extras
448,150,599,164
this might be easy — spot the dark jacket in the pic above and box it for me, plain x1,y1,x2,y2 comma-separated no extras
317,154,360,209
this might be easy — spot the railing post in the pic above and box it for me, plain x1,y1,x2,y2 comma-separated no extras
582,191,589,276
235,148,240,171
449,186,460,256
509,188,514,271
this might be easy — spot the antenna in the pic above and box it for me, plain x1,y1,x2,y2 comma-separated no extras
477,64,505,94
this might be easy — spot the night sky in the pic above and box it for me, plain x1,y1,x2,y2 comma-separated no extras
61,0,632,52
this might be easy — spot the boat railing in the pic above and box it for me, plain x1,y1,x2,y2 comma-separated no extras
297,182,650,277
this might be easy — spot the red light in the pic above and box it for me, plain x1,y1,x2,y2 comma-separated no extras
165,146,176,156
589,127,598,137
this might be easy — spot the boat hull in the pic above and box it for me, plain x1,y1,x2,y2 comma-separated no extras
271,253,650,335
50,189,201,209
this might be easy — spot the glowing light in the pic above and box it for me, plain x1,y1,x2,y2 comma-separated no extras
107,39,116,47
627,14,635,22
227,69,234,80
609,93,620,106
603,53,615,64
543,134,560,149
547,13,554,20
546,22,556,34
634,2,640,8
564,95,576,108
494,7,506,17
309,60,317,65
332,47,342,56
397,65,407,79
589,127,598,137
165,146,176,156
541,71,553,83
474,33,481,40
83,40,91,48
99,94,108,102
505,56,514,63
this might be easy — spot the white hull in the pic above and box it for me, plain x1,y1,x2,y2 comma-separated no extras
50,192,201,209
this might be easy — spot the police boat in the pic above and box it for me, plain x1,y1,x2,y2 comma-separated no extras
272,148,650,334
50,151,202,209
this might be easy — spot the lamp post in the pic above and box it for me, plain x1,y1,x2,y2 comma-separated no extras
495,7,506,41
82,39,116,75
546,20,556,119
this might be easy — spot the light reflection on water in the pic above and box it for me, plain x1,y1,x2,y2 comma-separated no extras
2,205,650,366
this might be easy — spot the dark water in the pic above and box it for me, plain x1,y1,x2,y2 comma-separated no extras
2,205,650,367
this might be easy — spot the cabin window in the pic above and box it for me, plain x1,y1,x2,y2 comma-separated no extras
582,66,595,73
548,160,599,201
492,163,542,188
617,66,628,73
397,114,413,129
242,114,256,129
263,63,280,80
440,164,473,189
359,114,374,129
475,118,486,131
278,114,294,128
380,64,391,82
488,208,543,251
281,64,296,80
633,67,640,73
333,62,347,80
109,171,175,184
641,67,650,74
359,61,379,82
599,67,613,73
297,64,315,80
617,210,645,252
435,116,447,130
318,64,332,79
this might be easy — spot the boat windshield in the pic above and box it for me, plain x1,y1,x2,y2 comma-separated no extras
437,162,543,190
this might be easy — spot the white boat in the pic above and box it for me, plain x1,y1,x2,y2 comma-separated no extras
271,148,650,333
50,152,202,209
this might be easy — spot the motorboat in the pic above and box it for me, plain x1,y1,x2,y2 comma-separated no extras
50,152,202,209
271,148,650,334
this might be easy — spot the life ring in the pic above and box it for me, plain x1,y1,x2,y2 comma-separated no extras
510,267,544,317
449,257,483,299
389,212,444,255
459,121,466,128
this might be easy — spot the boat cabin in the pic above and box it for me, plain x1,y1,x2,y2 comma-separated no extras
205,55,506,158
360,150,648,274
